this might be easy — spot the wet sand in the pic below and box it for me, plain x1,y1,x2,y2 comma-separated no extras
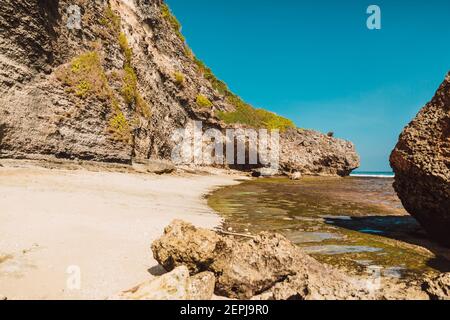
0,161,245,300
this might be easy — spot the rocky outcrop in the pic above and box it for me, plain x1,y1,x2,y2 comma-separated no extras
423,273,450,300
390,73,450,246
280,128,360,176
112,266,215,300
0,0,359,175
152,220,373,300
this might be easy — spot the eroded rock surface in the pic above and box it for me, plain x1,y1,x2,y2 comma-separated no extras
281,129,360,176
188,272,216,300
390,73,450,246
423,273,450,300
152,220,373,300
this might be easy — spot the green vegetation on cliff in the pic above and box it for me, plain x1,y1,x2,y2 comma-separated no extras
161,3,185,42
56,50,132,143
174,72,185,86
56,4,155,144
217,97,295,131
118,32,133,66
196,94,213,108
160,4,295,131
118,33,151,119
57,51,110,100
109,101,132,143
99,5,121,31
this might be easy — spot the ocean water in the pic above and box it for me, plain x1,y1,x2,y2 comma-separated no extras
350,171,395,178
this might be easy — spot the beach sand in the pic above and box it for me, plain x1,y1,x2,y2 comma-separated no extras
0,161,245,300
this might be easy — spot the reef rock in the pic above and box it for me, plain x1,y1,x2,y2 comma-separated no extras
390,73,450,246
152,220,372,300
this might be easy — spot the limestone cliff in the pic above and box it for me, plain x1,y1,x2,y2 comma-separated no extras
0,0,359,175
390,73,450,246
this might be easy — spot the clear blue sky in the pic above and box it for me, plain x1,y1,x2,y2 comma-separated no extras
166,0,450,171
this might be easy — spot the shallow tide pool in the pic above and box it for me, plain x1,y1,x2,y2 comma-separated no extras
208,177,450,280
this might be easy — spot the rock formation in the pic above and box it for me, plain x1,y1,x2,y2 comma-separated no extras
281,129,360,176
152,220,374,300
0,0,359,176
390,73,450,246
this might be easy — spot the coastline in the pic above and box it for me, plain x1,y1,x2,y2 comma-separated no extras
0,160,247,300
350,172,395,178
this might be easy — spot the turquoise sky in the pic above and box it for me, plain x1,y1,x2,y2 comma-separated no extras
166,0,450,171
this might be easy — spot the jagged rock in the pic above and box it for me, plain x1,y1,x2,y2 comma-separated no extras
390,73,450,246
152,220,371,300
188,272,216,300
423,273,450,300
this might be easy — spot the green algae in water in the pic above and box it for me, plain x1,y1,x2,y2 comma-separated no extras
208,177,450,279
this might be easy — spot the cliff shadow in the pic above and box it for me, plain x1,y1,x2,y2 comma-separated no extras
324,215,450,272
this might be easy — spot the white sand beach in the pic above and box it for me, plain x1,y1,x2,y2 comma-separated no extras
0,161,245,300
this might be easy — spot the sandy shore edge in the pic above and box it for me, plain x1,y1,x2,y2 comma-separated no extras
0,160,247,300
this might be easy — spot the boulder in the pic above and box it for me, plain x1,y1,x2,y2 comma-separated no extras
423,273,450,300
251,168,279,178
280,129,360,177
115,266,191,300
112,266,216,300
152,220,371,300
152,220,222,274
132,159,175,175
288,172,302,180
390,73,450,246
